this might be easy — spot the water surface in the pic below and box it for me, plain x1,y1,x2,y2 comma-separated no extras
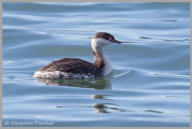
2,2,190,127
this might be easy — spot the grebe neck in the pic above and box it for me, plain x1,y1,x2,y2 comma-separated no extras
91,39,112,75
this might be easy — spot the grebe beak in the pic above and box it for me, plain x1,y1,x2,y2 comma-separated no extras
112,39,122,44
112,39,132,44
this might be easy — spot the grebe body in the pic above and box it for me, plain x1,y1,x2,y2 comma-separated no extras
33,32,122,79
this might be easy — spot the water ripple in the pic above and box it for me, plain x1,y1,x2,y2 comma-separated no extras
2,2,190,127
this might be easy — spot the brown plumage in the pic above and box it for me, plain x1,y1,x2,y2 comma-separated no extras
92,32,115,41
39,58,104,77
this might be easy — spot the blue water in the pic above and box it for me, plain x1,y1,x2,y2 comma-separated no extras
2,2,190,127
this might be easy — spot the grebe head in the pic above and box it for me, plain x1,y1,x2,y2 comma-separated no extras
91,32,122,51
91,32,122,75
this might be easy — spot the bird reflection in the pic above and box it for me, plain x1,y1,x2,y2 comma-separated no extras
91,94,126,113
35,75,112,90
35,75,126,113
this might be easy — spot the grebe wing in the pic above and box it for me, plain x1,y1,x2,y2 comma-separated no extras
39,58,95,75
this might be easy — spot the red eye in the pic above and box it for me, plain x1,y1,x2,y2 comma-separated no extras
105,37,110,40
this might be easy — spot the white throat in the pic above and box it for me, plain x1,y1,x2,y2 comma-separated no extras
102,51,112,75
91,38,112,75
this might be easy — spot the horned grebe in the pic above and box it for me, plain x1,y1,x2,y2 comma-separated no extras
33,32,124,79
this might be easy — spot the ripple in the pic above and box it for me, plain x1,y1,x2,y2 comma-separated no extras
2,2,190,127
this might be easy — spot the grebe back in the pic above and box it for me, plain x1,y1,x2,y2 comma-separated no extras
33,32,123,79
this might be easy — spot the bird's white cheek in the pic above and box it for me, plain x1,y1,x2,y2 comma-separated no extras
91,38,111,49
100,39,111,46
103,41,111,46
